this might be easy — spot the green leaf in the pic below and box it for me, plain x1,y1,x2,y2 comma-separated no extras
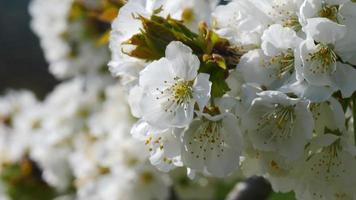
124,14,243,99
199,61,230,98
211,72,230,98
1,160,58,200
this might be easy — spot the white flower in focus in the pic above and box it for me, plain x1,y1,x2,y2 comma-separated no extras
263,0,304,31
241,144,296,193
239,24,302,89
212,0,303,46
299,35,356,98
109,0,217,88
181,98,243,177
138,41,211,128
244,91,313,161
335,2,356,65
294,0,356,98
226,69,245,98
293,133,356,200
310,97,345,136
213,0,272,46
131,120,182,172
279,78,338,102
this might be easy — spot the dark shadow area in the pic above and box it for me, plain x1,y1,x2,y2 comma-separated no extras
0,0,58,98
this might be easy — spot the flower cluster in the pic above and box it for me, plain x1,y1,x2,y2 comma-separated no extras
1,0,356,199
109,0,356,199
29,0,123,79
1,0,239,200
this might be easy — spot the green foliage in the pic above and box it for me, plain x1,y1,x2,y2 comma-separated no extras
199,62,230,98
1,159,57,200
125,13,245,98
214,178,242,200
125,14,203,60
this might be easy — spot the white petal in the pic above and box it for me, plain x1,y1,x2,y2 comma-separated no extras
331,62,356,98
140,92,194,128
335,3,356,65
139,93,171,128
303,18,346,44
278,101,314,160
108,61,143,79
299,0,320,24
139,58,175,90
165,41,199,80
128,86,144,118
111,1,147,41
193,73,211,111
130,120,163,140
205,114,242,177
280,80,336,102
238,49,276,87
226,69,244,97
310,134,339,151
300,40,335,86
261,24,301,56
171,102,195,127
165,41,193,59
181,120,206,171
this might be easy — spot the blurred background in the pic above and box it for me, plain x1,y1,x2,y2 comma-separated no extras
0,0,58,98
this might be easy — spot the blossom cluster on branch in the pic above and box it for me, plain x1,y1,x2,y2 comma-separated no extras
0,0,356,200
109,0,356,199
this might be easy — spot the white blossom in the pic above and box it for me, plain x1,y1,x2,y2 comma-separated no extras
244,91,314,161
138,41,211,128
131,120,182,172
293,133,356,200
239,24,303,89
181,98,243,177
109,0,218,88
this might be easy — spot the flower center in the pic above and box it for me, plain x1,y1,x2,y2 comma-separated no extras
267,2,301,31
319,4,340,23
140,171,154,184
269,48,295,78
31,119,42,130
188,120,225,161
307,44,337,74
282,15,302,31
182,8,195,23
309,139,342,179
171,79,193,105
257,104,296,143
0,114,13,127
